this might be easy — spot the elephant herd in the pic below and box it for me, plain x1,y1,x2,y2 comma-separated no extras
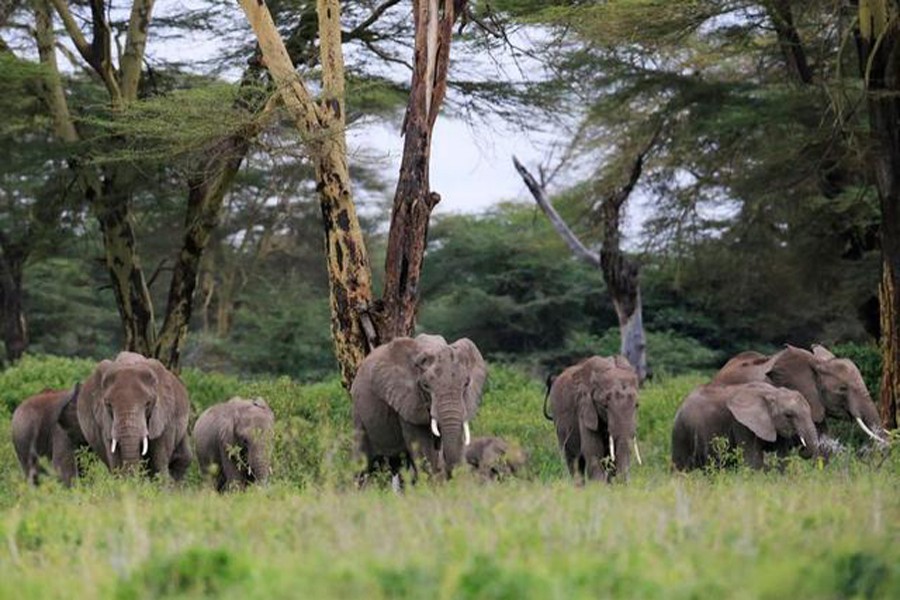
8,337,890,491
11,351,275,491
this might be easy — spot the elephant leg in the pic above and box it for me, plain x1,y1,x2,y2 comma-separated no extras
401,422,440,480
734,429,765,470
216,445,244,492
51,427,77,487
580,428,609,483
168,436,192,482
353,426,378,488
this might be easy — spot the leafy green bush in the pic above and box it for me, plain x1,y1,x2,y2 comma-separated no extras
117,547,252,599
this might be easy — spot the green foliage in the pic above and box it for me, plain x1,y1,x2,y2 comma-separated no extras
0,354,95,414
117,547,252,599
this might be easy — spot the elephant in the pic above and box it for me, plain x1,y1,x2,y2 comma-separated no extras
545,355,641,483
78,351,192,479
464,436,527,481
671,381,820,471
11,384,85,486
351,333,487,486
711,344,887,444
193,397,275,492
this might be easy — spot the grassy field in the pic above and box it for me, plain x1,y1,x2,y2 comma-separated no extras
0,356,897,599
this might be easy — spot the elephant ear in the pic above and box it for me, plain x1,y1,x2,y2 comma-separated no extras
612,354,634,371
452,338,487,420
767,347,826,423
81,360,113,455
578,392,601,431
726,387,777,442
146,358,188,439
374,338,431,425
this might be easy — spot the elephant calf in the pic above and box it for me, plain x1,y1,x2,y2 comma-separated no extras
193,397,275,492
671,381,819,471
11,384,85,486
465,436,526,481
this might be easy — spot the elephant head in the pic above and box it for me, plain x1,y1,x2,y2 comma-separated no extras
767,345,886,443
234,398,275,484
412,335,486,474
726,383,819,455
576,355,641,481
81,352,178,471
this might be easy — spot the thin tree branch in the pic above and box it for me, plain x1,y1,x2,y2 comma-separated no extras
345,0,402,40
48,0,91,62
513,156,601,268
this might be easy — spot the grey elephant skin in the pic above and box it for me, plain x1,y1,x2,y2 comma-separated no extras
193,397,275,492
79,352,192,479
11,384,85,486
465,436,526,480
672,381,819,471
712,344,886,443
351,334,486,484
546,355,640,483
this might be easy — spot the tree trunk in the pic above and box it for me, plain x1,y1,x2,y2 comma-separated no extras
377,0,458,342
857,0,900,429
238,0,375,387
0,242,27,362
154,134,250,370
92,168,157,356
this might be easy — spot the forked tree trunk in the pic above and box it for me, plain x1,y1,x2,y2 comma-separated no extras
375,0,459,342
857,1,900,429
240,0,464,386
513,137,655,383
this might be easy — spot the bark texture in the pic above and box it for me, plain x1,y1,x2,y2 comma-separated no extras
239,0,375,387
0,237,27,362
375,0,459,342
857,0,900,429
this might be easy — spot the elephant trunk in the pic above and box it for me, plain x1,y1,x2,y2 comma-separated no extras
111,414,149,472
435,395,465,476
612,434,632,483
796,421,820,460
246,442,271,485
850,395,888,443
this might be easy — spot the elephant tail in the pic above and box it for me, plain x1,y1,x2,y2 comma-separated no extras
543,374,556,421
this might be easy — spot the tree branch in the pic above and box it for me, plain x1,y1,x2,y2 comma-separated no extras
513,156,601,268
345,0,402,40
48,0,92,63
120,0,155,102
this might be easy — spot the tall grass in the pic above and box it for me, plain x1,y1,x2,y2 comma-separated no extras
0,356,897,598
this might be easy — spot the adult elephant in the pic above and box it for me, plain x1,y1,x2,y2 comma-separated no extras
351,334,486,485
79,352,192,479
712,345,886,443
672,381,820,471
11,384,85,486
545,355,641,483
194,397,275,492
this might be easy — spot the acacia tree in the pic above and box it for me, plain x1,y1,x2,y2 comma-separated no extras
856,0,900,429
239,0,466,386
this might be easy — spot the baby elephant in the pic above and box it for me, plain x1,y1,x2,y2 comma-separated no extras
193,397,275,492
465,436,526,480
11,384,85,486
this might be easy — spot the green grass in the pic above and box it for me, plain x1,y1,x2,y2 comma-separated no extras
0,356,897,599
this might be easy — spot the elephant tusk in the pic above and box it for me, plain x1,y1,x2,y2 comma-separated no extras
855,417,887,444
464,422,471,446
110,438,118,454
141,436,149,457
609,435,616,463
431,418,440,437
800,436,807,448
633,438,642,466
